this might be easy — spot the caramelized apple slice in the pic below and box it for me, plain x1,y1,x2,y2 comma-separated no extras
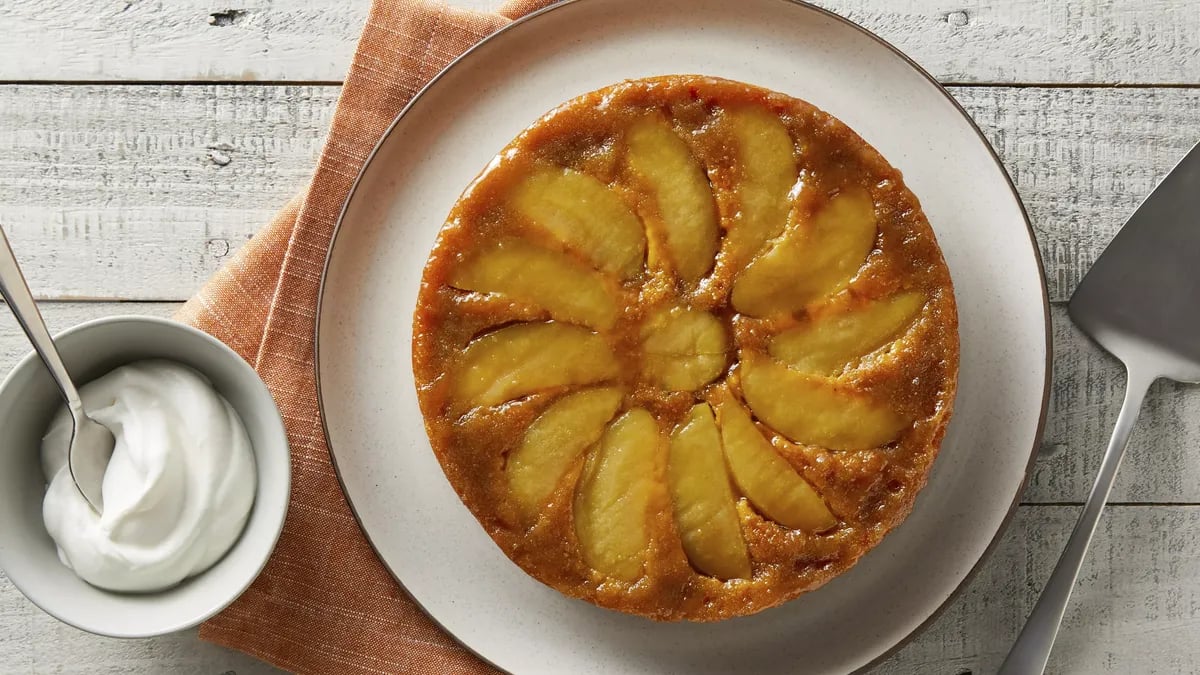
511,166,647,279
640,306,729,391
770,291,927,374
624,117,719,282
452,323,618,409
450,238,619,330
723,107,798,266
575,409,664,581
739,352,907,450
668,404,751,579
507,387,624,519
715,397,835,532
732,187,878,318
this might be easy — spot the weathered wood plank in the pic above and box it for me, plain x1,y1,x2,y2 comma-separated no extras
0,84,337,300
876,505,1200,674
953,86,1200,304
833,0,1200,86
0,568,281,674
0,0,498,83
1,0,1197,84
1,85,1197,302
0,303,178,369
3,505,1197,673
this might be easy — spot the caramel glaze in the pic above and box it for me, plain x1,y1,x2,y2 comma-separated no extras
412,76,958,620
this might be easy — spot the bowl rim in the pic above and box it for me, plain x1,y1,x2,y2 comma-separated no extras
0,314,291,638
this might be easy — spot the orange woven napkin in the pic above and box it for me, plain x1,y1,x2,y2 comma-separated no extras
175,1,554,672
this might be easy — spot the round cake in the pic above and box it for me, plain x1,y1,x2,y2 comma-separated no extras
412,76,958,621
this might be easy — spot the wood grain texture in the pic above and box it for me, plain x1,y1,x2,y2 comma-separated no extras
876,506,1200,674
0,580,281,674
2,0,1198,84
954,86,1200,304
828,0,1200,86
0,84,336,300
2,85,1197,301
0,0,505,83
0,303,177,367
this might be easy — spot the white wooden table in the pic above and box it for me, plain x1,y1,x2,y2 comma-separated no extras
1,1,1198,672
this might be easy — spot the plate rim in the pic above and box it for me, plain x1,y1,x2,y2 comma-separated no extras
313,1,1054,671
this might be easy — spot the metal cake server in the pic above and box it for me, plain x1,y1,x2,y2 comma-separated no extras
0,225,114,513
1000,140,1200,674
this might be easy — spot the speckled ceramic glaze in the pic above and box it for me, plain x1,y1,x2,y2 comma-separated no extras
315,1,1050,673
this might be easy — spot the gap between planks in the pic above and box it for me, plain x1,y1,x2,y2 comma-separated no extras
4,0,1199,85
3,81,1200,90
1029,502,1200,507
0,79,346,87
10,298,191,304
945,82,1200,90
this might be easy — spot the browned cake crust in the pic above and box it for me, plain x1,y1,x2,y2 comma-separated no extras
412,76,958,621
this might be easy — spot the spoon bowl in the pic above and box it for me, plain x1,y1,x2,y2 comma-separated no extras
65,412,115,511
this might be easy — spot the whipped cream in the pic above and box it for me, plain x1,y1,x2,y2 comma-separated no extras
40,360,256,592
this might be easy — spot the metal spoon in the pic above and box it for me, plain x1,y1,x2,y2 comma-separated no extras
0,225,114,513
1000,140,1200,673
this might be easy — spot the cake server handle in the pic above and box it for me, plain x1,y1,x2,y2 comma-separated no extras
998,366,1154,675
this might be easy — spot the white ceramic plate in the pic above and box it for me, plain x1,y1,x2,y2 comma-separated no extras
316,1,1051,672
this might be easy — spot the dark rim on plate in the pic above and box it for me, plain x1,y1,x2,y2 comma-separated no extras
313,1,1053,672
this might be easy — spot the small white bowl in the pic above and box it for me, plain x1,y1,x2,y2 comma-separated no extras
0,315,290,637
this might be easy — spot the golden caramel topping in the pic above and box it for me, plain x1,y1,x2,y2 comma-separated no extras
414,76,957,621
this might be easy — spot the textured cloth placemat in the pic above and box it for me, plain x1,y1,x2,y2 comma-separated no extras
175,1,554,672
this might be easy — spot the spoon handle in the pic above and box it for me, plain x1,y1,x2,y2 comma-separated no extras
999,365,1156,675
0,226,84,413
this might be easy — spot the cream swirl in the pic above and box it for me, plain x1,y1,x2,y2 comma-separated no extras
40,360,255,592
